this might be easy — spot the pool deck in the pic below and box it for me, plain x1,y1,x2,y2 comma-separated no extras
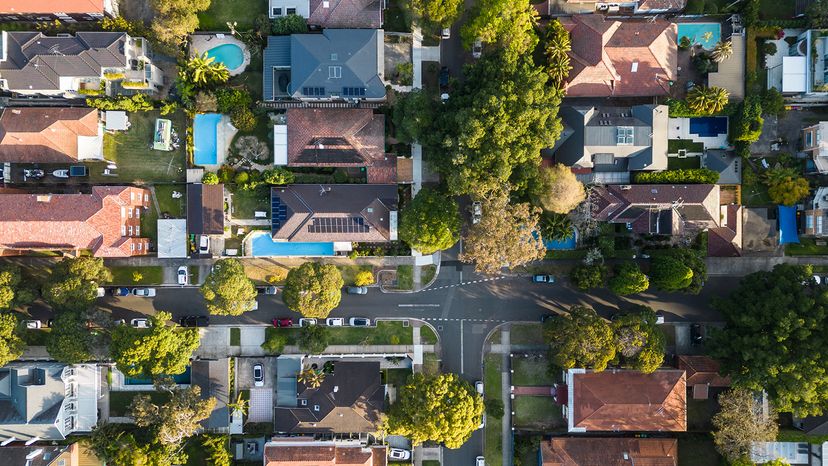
669,117,730,150
190,34,251,76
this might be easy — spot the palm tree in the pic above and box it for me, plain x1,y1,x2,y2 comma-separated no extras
298,369,326,389
227,392,248,416
183,53,230,87
547,56,572,87
540,213,574,243
687,86,729,115
710,40,733,63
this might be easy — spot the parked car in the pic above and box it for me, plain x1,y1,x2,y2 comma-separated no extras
177,266,188,286
349,317,371,327
24,320,42,329
346,286,368,295
299,318,317,327
131,288,156,297
690,323,703,345
441,27,450,39
532,274,555,283
179,315,209,327
131,318,150,328
253,363,264,387
655,311,665,325
264,286,278,295
472,201,482,224
326,317,345,327
52,169,69,178
96,287,106,297
389,448,412,460
475,381,483,395
476,456,485,466
112,287,131,296
472,38,482,58
439,66,450,89
199,235,210,255
478,413,486,429
815,275,823,285
272,318,293,328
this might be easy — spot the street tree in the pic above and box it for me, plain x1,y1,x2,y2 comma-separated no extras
712,388,778,462
570,264,606,290
46,311,99,364
201,435,231,466
282,262,344,318
130,384,216,446
544,306,616,371
296,325,330,354
42,257,111,312
535,164,586,214
110,311,200,377
709,264,828,416
0,264,36,310
461,191,546,275
0,313,24,366
461,0,538,59
412,0,463,27
649,256,694,292
608,262,649,296
384,373,484,448
611,306,665,373
399,187,461,255
201,259,258,316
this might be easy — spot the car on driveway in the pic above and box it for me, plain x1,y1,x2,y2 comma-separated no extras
532,274,555,283
177,266,188,286
199,235,210,255
349,317,371,327
326,317,345,327
472,201,482,224
272,318,293,328
389,448,411,460
346,286,368,295
24,320,42,329
472,38,482,58
253,363,264,387
131,318,150,328
112,287,131,296
691,323,703,345
131,288,156,297
179,315,209,327
299,318,317,327
441,27,450,39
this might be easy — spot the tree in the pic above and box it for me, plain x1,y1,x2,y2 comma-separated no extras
0,313,24,366
202,172,219,184
298,368,327,388
87,93,155,112
808,0,828,28
201,259,258,316
151,0,210,54
709,264,828,416
399,188,461,255
391,89,434,144
231,107,257,132
234,135,269,162
544,306,616,371
732,95,764,143
649,256,694,292
46,311,98,364
42,257,111,312
271,14,308,35
180,53,230,88
85,423,172,466
282,263,344,318
611,306,665,373
261,331,289,354
297,325,330,354
262,167,295,185
539,213,573,243
110,311,200,377
0,264,36,310
412,0,463,26
765,168,810,206
461,191,546,275
608,262,649,296
485,398,504,418
712,388,778,462
535,164,585,214
687,86,730,115
215,88,253,113
710,40,734,63
544,20,571,87
761,87,785,117
570,264,606,291
202,435,231,466
354,270,374,287
385,373,484,448
130,384,216,446
461,0,538,59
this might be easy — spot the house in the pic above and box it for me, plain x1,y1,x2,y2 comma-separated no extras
560,16,677,97
0,363,100,441
0,0,115,21
768,30,828,98
274,360,384,433
549,104,668,184
0,31,163,97
263,29,385,102
270,184,397,243
708,204,743,257
0,186,150,257
805,187,828,236
263,439,387,466
676,355,731,400
187,184,225,236
562,368,687,432
192,359,230,433
268,0,382,29
0,442,103,466
280,108,395,183
751,442,828,466
0,107,102,163
540,437,678,466
803,122,828,173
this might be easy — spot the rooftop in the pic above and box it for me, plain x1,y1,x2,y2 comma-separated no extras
187,184,225,235
0,0,106,13
0,107,101,163
264,440,387,466
307,0,382,29
541,437,678,466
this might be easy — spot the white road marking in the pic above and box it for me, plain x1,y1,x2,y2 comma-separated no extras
397,304,441,308
460,319,464,373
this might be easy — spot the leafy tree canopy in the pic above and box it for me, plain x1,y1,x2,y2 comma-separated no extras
201,259,258,316
535,164,585,214
46,311,98,364
766,171,810,206
42,257,111,312
282,262,344,318
611,306,665,373
110,311,200,377
271,14,308,35
130,383,216,446
712,388,778,462
544,306,616,371
0,264,36,311
151,0,210,54
297,325,330,354
399,188,461,255
570,264,606,291
649,256,694,292
608,262,649,296
412,0,463,27
391,89,435,144
0,313,24,366
461,0,538,59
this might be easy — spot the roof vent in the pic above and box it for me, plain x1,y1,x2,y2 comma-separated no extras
333,386,339,392
323,0,330,6
631,61,639,73
36,195,51,203
313,405,320,411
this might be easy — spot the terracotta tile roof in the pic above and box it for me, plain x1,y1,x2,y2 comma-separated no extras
569,369,687,432
677,356,731,387
637,0,687,11
307,0,382,29
287,108,385,167
0,186,150,257
0,107,99,163
708,205,742,257
264,442,387,466
0,0,105,13
541,438,678,466
561,16,677,97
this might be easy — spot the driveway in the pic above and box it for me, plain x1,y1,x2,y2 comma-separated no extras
236,357,277,390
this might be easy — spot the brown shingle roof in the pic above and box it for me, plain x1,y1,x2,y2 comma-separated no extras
637,0,687,11
569,369,687,432
541,438,678,466
307,0,382,29
264,441,387,466
287,109,385,167
0,0,105,13
676,356,731,388
187,184,225,235
0,107,99,163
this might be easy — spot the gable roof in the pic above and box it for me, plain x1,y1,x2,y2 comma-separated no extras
676,355,731,388
0,107,100,163
264,440,387,466
187,184,225,235
191,359,230,430
561,16,677,97
568,369,687,432
287,108,384,166
307,0,382,29
541,438,678,466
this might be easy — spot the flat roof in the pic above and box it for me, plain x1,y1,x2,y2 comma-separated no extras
782,56,807,93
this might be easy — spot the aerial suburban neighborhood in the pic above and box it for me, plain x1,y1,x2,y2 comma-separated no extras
0,0,826,465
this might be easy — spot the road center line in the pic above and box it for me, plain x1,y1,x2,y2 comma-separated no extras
397,304,441,307
460,319,464,374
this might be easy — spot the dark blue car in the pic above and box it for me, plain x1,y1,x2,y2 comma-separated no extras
111,287,130,296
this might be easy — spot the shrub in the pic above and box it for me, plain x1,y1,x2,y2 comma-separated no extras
262,168,295,185
261,332,289,354
633,168,720,184
761,87,785,117
231,107,256,132
159,100,178,115
609,262,649,296
731,95,764,143
202,172,219,184
217,165,235,184
354,270,374,286
234,171,250,185
216,88,252,113
86,93,154,112
570,264,606,290
762,42,777,56
271,14,307,35
679,36,692,49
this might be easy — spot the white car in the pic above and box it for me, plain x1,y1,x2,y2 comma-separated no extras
299,318,317,327
24,320,42,329
131,288,156,297
96,287,106,298
476,456,485,466
389,448,411,460
479,412,486,429
441,27,450,39
130,318,150,328
253,363,264,387
349,317,371,327
177,266,188,286
475,381,483,395
199,235,210,255
472,38,482,58
326,317,344,327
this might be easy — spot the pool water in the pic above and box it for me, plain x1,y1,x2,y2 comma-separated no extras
689,117,728,137
125,367,191,385
205,43,245,71
543,228,577,250
251,233,335,257
677,23,721,50
193,113,221,166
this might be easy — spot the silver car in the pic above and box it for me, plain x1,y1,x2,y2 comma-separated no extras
346,286,368,295
253,363,264,387
472,38,482,59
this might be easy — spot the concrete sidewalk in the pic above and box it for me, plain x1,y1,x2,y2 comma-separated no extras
706,256,828,276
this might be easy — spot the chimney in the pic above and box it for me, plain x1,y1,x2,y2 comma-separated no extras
36,195,51,203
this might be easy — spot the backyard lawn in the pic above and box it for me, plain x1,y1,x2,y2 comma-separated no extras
512,396,564,431
483,354,503,466
154,184,186,218
109,390,170,417
678,434,722,466
786,238,828,256
95,111,186,184
197,0,267,30
511,356,559,386
667,156,701,170
110,266,164,285
231,187,269,219
667,140,704,154
741,163,771,207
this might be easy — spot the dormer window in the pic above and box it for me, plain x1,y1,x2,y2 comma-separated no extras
329,66,341,79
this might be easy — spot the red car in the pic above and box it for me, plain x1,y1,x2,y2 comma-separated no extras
272,318,293,328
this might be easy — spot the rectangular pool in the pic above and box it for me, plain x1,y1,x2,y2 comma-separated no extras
193,113,221,166
689,117,728,138
124,366,191,385
251,233,335,257
677,23,721,50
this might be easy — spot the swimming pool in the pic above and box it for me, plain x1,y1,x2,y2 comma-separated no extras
251,233,335,257
689,117,728,138
124,367,191,385
193,113,221,166
205,43,245,71
544,228,577,250
677,23,721,50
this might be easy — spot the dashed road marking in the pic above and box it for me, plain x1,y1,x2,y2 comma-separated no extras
420,276,507,292
422,317,507,323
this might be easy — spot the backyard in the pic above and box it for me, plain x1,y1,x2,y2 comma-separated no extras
197,0,267,30
110,390,170,417
231,187,269,220
741,162,771,207
154,184,186,217
667,156,701,170
678,434,722,466
512,396,564,431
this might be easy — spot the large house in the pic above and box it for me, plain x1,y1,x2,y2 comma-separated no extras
264,439,387,466
0,363,100,441
0,0,115,21
540,437,678,466
562,368,687,432
0,31,163,97
268,0,382,29
263,29,385,102
534,0,686,15
550,104,668,184
0,186,151,257
803,122,828,173
770,30,828,98
0,442,102,466
560,16,677,97
187,183,225,237
0,107,102,163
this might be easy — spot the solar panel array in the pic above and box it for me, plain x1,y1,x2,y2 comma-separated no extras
307,217,370,234
272,195,288,231
302,86,326,96
342,87,366,97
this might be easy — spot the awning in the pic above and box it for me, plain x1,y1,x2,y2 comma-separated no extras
779,205,800,244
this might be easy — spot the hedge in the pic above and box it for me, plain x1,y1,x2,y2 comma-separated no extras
633,168,720,184
667,98,738,118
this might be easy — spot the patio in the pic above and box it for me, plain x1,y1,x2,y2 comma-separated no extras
668,117,730,150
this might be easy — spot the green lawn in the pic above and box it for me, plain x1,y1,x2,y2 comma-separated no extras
667,156,701,170
188,266,200,284
687,398,718,432
231,187,269,219
678,434,722,466
511,357,560,386
337,265,373,286
154,184,186,217
483,354,503,466
197,0,267,30
396,265,413,290
421,265,437,285
110,266,164,285
230,327,241,346
420,325,438,345
109,390,170,417
265,321,414,347
667,140,704,154
786,238,828,256
95,111,186,184
509,323,545,346
513,396,564,431
422,352,440,375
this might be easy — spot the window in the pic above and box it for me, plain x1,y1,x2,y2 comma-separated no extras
128,209,133,218
617,126,634,145
313,405,320,411
330,53,338,61
121,225,126,236
272,7,282,15
130,192,135,201
343,87,366,97
328,66,342,79
818,130,823,143
300,399,308,406
135,208,140,218
287,7,296,14
144,194,149,202
65,402,74,411
131,243,135,252
807,132,814,147
302,87,325,96
137,243,142,251
64,416,74,431
136,226,140,236
128,225,133,236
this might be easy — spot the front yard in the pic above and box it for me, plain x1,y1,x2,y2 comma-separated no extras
511,355,559,386
263,321,415,348
786,238,828,256
512,396,565,431
483,353,503,466
110,265,164,285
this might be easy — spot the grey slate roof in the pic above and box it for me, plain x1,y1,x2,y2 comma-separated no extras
187,184,225,235
191,359,230,431
0,31,127,92
0,363,66,440
704,150,741,185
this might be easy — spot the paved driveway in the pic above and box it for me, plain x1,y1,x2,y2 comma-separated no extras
237,357,277,390
248,388,273,423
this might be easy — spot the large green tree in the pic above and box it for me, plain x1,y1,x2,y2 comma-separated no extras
611,306,665,373
544,306,616,371
399,188,460,254
709,264,828,416
0,264,36,310
649,256,694,292
391,90,434,144
282,262,344,318
201,259,258,316
46,311,99,364
151,0,211,54
765,167,810,206
412,0,463,27
42,257,111,312
0,313,24,366
297,325,330,354
385,373,484,448
608,262,649,296
461,0,538,59
130,383,215,446
712,388,778,462
86,423,179,466
535,164,585,214
110,311,200,377
570,264,606,291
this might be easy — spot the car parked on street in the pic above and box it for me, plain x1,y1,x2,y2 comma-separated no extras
272,318,293,328
177,266,188,286
472,38,482,58
24,320,42,329
439,66,450,89
131,288,156,297
389,448,411,460
441,27,450,39
472,201,482,224
264,286,278,295
299,318,317,327
112,287,131,296
326,317,345,327
532,274,555,283
131,318,150,328
349,317,371,327
179,315,209,327
476,456,485,466
475,381,483,395
253,364,264,387
346,286,368,295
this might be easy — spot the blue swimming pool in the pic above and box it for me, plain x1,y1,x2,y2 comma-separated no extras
689,117,728,137
543,228,577,250
125,367,191,385
677,23,721,50
194,113,221,166
205,43,245,71
251,234,335,257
